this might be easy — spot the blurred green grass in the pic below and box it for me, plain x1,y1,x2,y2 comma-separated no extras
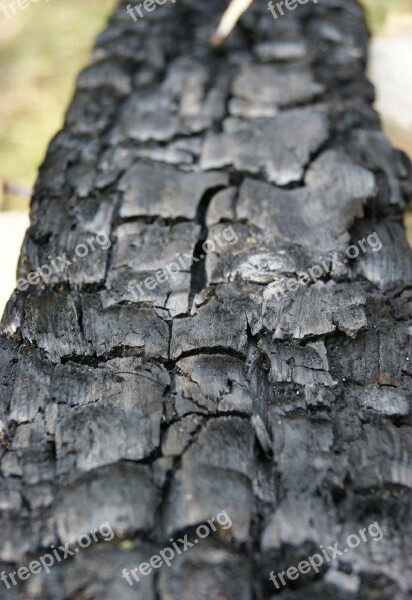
0,0,116,209
362,0,412,31
0,0,411,210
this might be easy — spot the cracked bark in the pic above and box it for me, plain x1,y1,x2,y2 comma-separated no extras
1,1,412,599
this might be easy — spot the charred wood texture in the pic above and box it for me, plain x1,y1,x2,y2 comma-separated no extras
1,0,412,598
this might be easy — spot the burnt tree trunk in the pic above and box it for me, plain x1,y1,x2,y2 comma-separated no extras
1,1,412,599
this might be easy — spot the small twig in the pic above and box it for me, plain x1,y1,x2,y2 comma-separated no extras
2,181,31,198
210,0,254,48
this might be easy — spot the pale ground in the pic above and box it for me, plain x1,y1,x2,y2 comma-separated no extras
0,211,29,315
368,13,412,254
368,14,412,159
0,14,412,316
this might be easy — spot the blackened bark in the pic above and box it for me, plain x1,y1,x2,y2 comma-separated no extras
1,1,412,599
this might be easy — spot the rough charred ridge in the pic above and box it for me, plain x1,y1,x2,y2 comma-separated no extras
0,1,412,599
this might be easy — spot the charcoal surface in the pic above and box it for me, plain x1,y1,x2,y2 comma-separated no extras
1,1,412,599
